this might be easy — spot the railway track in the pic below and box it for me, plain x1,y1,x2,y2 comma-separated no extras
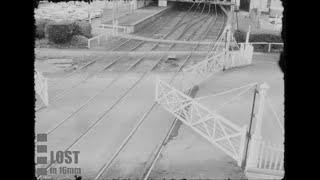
106,4,227,180
114,2,200,52
193,4,224,52
97,3,195,52
36,2,227,179
36,3,201,112
39,1,202,139
140,4,228,180
92,3,227,180
36,2,201,177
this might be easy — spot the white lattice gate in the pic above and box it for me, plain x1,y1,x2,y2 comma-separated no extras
155,79,284,178
172,25,254,92
155,78,248,165
35,70,49,106
244,84,284,179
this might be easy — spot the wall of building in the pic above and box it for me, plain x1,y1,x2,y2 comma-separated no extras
158,0,167,7
249,0,283,13
250,0,269,12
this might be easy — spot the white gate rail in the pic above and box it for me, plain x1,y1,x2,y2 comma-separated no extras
238,42,284,53
171,25,253,92
155,78,247,165
173,44,253,92
35,70,49,106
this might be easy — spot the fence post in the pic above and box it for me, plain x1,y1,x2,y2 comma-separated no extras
89,12,92,25
245,25,251,48
43,77,49,106
155,76,159,102
255,83,269,138
116,20,119,35
268,43,271,52
35,70,49,107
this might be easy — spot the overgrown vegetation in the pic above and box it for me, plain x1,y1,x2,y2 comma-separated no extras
234,30,282,43
46,21,74,44
35,19,92,47
72,20,92,38
35,19,52,39
234,30,283,52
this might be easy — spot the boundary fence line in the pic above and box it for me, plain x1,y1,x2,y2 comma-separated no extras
238,42,283,53
87,32,112,49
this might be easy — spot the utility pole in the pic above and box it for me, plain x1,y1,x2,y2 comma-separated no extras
257,0,262,29
116,0,119,34
234,0,239,30
229,3,236,49
112,0,119,35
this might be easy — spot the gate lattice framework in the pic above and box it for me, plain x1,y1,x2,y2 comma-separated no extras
172,24,254,92
154,4,282,177
155,78,248,165
156,79,284,177
244,84,284,178
35,69,49,107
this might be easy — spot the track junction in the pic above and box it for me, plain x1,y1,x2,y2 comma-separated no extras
35,1,283,179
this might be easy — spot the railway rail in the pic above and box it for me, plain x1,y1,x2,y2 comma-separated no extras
92,3,228,180
36,2,227,179
37,1,200,176
141,4,227,180
36,2,201,112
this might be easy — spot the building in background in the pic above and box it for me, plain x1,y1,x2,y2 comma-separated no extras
236,0,283,16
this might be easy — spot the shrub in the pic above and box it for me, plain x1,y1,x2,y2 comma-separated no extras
35,19,52,39
72,21,92,38
234,30,282,43
250,33,282,43
234,30,283,52
70,35,88,48
234,30,246,43
46,21,74,44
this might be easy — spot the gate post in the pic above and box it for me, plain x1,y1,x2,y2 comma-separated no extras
43,77,49,106
245,25,251,49
116,19,119,35
246,82,269,170
224,25,232,70
155,76,159,102
35,70,49,107
254,82,269,138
